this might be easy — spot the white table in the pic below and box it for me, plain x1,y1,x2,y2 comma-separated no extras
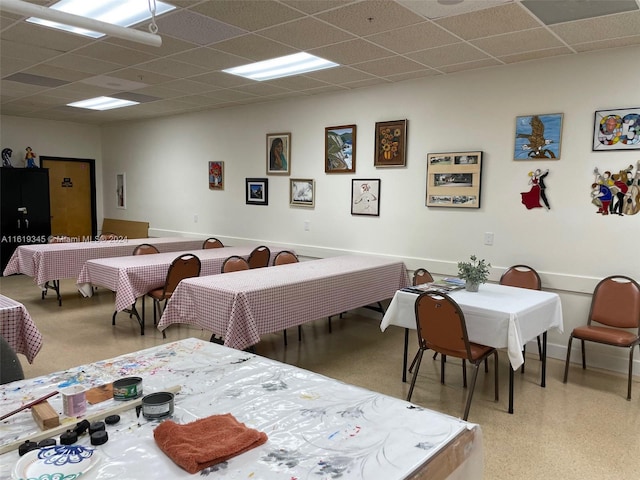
0,294,42,363
380,283,563,413
0,338,482,480
159,255,410,350
2,237,205,305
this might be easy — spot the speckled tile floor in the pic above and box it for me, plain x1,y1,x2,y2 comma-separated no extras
2,274,639,479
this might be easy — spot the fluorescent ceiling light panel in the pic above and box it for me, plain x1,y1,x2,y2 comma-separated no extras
26,0,176,38
67,97,139,111
223,53,339,81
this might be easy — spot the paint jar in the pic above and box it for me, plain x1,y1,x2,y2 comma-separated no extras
60,385,87,417
141,392,174,419
113,377,143,401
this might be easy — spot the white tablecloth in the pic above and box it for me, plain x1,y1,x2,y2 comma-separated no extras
380,283,564,369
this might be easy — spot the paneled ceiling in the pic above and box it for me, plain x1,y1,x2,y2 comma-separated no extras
1,0,639,125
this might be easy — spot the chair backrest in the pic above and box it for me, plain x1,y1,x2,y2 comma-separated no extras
162,254,201,297
248,245,271,269
133,243,159,255
202,237,224,249
500,265,541,290
99,232,118,241
413,268,434,286
588,275,640,329
0,335,24,385
273,250,298,266
221,255,250,273
414,291,472,360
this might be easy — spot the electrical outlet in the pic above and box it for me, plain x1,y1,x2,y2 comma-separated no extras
193,214,198,223
484,232,494,245
304,220,310,231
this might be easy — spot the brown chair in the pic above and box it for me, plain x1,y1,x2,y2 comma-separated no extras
407,291,499,420
413,268,434,286
221,255,249,273
148,254,201,327
132,243,159,255
273,250,298,266
500,265,543,366
248,245,270,269
202,237,224,249
99,232,118,240
563,275,640,400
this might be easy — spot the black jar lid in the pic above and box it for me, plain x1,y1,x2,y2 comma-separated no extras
104,414,120,425
90,430,108,446
89,421,105,435
37,438,56,448
74,419,90,435
18,440,38,456
60,429,78,445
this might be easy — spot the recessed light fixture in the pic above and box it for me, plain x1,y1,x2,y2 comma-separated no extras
26,0,175,38
223,52,339,81
67,97,139,111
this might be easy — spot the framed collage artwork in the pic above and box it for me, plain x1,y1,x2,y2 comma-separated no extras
426,152,482,209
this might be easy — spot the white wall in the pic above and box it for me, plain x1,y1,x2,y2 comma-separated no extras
2,45,639,375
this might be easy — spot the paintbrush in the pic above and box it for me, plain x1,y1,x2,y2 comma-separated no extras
0,390,59,421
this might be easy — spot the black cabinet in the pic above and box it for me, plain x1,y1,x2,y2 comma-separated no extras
1,168,51,272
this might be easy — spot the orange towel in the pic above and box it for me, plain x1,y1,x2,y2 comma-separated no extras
153,413,268,474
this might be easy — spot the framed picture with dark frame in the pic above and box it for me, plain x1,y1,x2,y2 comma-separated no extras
592,107,640,151
325,124,356,173
116,173,126,209
290,178,315,208
266,132,291,175
374,119,407,167
245,178,268,206
514,113,563,160
351,178,380,216
426,151,482,208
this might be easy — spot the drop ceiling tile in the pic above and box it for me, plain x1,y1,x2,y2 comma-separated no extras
266,75,331,91
281,0,357,15
0,39,63,63
206,89,260,102
259,17,355,50
135,58,210,78
190,0,304,31
435,3,540,40
407,43,489,68
521,0,638,25
439,58,502,74
4,72,69,87
473,28,564,57
232,82,289,96
106,33,199,56
73,43,159,67
41,54,123,76
130,85,190,99
383,69,440,82
398,0,512,20
303,84,350,95
1,56,36,77
189,71,253,89
159,78,219,94
79,75,148,91
2,23,92,52
155,9,247,45
107,68,175,86
23,64,91,82
499,46,573,64
175,94,229,106
52,82,122,99
167,47,249,69
352,56,427,76
551,11,640,44
365,21,460,54
209,34,297,61
0,80,53,96
310,39,393,65
342,77,391,89
572,36,640,52
305,66,376,84
316,1,424,36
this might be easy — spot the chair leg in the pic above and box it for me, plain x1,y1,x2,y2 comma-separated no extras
328,317,332,333
298,325,302,341
581,339,586,369
462,359,467,388
283,329,288,346
563,335,574,383
463,364,481,421
627,345,635,401
406,349,424,402
440,354,446,384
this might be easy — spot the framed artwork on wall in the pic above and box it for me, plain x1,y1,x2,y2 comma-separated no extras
290,178,315,208
592,107,640,151
246,178,268,206
266,133,291,175
351,179,380,216
374,119,407,167
208,161,224,190
514,113,563,160
116,173,126,209
426,151,482,208
325,124,356,173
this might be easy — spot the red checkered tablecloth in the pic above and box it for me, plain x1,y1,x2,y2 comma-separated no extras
0,294,43,363
2,237,205,287
158,255,410,350
77,246,291,312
